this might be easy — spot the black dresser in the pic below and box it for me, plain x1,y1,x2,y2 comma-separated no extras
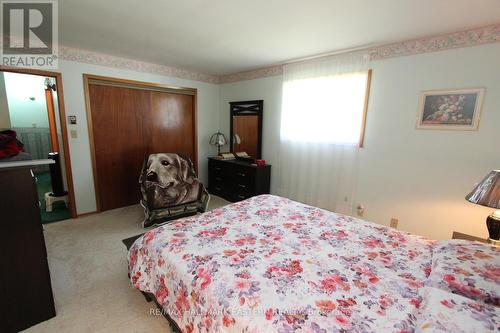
208,158,271,202
0,167,56,332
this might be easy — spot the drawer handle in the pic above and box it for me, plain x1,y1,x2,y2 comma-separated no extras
215,167,221,171
237,195,246,199
237,172,246,177
215,187,221,191
238,184,246,188
215,177,222,181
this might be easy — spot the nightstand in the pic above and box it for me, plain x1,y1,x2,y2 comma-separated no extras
452,231,487,243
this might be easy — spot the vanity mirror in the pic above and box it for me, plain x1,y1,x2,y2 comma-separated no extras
229,100,263,160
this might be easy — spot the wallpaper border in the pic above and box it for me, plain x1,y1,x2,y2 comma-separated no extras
58,24,500,84
219,24,500,83
369,23,500,61
58,46,220,84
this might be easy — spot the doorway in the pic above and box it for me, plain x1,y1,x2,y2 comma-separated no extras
0,68,76,221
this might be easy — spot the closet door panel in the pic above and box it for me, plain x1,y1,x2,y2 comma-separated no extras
89,85,150,211
148,91,196,164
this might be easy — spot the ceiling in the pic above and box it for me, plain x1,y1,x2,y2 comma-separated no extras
60,0,500,75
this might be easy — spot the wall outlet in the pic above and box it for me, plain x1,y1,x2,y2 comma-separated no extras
390,218,399,229
356,205,365,217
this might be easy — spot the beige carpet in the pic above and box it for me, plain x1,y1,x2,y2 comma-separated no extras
24,196,230,333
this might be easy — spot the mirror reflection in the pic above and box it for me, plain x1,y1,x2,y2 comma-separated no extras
232,115,258,158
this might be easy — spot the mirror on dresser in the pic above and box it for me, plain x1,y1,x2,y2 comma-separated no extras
229,100,263,159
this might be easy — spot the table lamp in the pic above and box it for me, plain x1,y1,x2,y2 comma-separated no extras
465,170,500,246
209,131,227,155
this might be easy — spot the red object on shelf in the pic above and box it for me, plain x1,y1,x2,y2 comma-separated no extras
0,130,24,158
256,159,265,167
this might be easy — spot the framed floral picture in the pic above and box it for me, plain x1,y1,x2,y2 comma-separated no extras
416,88,485,130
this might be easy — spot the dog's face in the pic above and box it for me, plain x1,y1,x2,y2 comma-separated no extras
145,153,198,207
146,153,189,189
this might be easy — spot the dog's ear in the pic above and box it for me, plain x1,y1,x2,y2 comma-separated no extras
177,155,193,183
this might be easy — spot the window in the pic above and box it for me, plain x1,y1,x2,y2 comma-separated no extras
280,69,371,146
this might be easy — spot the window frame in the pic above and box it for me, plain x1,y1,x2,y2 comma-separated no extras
358,69,372,148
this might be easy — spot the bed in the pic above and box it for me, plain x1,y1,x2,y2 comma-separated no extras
128,195,499,332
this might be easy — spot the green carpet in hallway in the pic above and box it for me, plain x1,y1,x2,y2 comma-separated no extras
35,172,71,224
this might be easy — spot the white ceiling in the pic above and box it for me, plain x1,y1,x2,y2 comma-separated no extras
60,0,500,75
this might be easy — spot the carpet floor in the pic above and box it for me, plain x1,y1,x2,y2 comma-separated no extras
24,195,230,333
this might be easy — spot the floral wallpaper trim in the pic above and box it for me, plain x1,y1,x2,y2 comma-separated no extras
58,46,220,84
220,23,500,83
369,23,500,61
218,65,284,84
59,24,499,84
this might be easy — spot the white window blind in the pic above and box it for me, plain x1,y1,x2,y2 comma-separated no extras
280,53,370,146
277,52,371,214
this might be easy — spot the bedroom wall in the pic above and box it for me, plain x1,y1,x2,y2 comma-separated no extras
219,42,500,240
57,59,221,214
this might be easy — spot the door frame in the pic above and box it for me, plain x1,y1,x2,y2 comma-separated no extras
0,66,77,218
82,73,198,212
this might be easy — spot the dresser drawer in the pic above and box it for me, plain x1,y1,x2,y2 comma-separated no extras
208,158,271,203
233,192,250,201
210,183,225,197
212,174,225,185
210,162,229,176
234,182,254,192
209,174,231,195
208,159,231,199
233,183,256,201
233,166,255,185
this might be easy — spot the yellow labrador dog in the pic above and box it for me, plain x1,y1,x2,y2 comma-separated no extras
145,153,200,208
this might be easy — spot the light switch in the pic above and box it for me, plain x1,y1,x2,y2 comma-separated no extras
70,129,78,138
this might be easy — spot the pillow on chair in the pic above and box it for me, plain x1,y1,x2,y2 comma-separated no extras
139,153,209,228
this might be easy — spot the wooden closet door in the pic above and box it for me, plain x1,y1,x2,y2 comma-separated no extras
148,91,196,166
88,85,150,211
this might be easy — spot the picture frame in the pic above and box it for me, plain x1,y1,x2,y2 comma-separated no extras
416,88,485,130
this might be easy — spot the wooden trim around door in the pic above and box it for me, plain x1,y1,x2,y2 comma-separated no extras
83,73,198,212
85,74,197,95
45,88,59,151
0,66,77,218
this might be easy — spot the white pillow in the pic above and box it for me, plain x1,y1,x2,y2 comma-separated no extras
427,240,500,306
415,287,499,332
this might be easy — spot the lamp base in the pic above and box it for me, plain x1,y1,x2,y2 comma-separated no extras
486,213,500,247
487,238,500,247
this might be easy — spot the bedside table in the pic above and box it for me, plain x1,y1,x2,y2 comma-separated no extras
452,231,487,243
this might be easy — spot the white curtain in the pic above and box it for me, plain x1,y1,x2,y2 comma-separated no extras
277,52,370,214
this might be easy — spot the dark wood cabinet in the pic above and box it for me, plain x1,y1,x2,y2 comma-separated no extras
208,158,271,202
0,167,56,333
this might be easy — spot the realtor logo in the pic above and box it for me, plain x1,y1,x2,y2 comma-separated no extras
1,0,58,68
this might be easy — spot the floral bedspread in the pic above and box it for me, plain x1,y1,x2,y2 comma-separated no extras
127,195,495,332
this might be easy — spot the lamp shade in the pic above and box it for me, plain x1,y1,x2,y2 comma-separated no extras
466,170,500,209
209,131,227,147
